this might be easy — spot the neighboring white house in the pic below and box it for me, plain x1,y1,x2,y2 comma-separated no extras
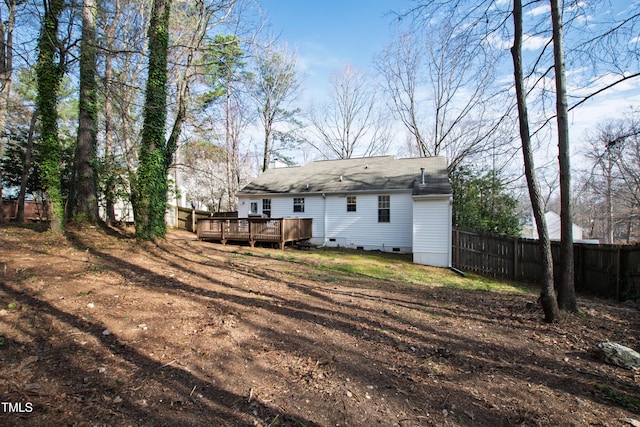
98,199,134,224
521,211,598,243
237,156,453,267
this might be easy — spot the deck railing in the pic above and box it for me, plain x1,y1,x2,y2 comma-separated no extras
197,217,312,249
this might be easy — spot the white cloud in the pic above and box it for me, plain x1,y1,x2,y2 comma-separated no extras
526,4,549,17
523,34,550,51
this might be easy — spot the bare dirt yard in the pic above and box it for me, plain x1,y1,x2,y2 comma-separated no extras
0,223,639,426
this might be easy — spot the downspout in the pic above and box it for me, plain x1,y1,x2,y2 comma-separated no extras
448,195,453,267
317,193,327,248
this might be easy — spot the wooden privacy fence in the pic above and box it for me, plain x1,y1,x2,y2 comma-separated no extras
1,199,48,222
175,206,237,232
452,227,640,301
196,217,313,249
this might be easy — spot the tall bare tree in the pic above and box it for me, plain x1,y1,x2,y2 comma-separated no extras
550,0,577,312
250,42,300,172
512,0,559,322
378,19,509,170
98,0,155,225
100,0,124,225
605,112,640,242
583,125,618,243
576,112,640,244
402,0,639,319
0,0,18,221
376,32,425,154
308,64,390,159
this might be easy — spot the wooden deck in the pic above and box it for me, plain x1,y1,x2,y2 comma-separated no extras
196,217,313,249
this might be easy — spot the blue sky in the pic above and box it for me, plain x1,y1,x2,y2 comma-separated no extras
260,0,405,101
257,0,640,161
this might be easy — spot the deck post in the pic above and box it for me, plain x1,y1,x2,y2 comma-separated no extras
280,219,285,250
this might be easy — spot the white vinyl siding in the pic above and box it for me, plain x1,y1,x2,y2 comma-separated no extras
412,196,452,267
265,195,324,238
324,193,413,251
239,193,451,265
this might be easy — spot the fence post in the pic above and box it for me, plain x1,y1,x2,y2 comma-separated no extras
454,228,460,267
616,247,621,301
191,209,196,232
513,236,519,281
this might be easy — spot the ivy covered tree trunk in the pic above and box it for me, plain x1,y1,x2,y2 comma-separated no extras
134,0,171,240
72,0,99,223
35,0,66,233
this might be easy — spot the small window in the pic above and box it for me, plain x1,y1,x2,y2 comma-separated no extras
378,195,390,223
262,199,271,217
293,197,305,213
346,195,356,212
250,202,258,215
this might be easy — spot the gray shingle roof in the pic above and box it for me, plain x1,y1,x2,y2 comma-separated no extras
238,156,452,196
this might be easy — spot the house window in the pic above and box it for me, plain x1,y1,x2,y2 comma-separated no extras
347,196,356,212
262,199,271,217
293,197,305,213
378,195,390,223
250,202,258,215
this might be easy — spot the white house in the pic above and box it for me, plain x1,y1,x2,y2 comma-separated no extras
237,156,453,267
521,211,597,243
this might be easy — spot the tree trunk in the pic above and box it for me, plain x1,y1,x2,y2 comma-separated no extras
134,0,171,240
0,0,16,222
17,110,38,222
35,0,66,234
262,115,271,172
73,0,99,223
103,54,116,224
606,155,614,244
550,0,577,312
225,87,233,210
102,0,121,225
512,0,559,322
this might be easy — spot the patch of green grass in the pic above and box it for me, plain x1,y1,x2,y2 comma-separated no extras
90,263,110,272
596,384,640,409
279,247,536,296
7,302,18,310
